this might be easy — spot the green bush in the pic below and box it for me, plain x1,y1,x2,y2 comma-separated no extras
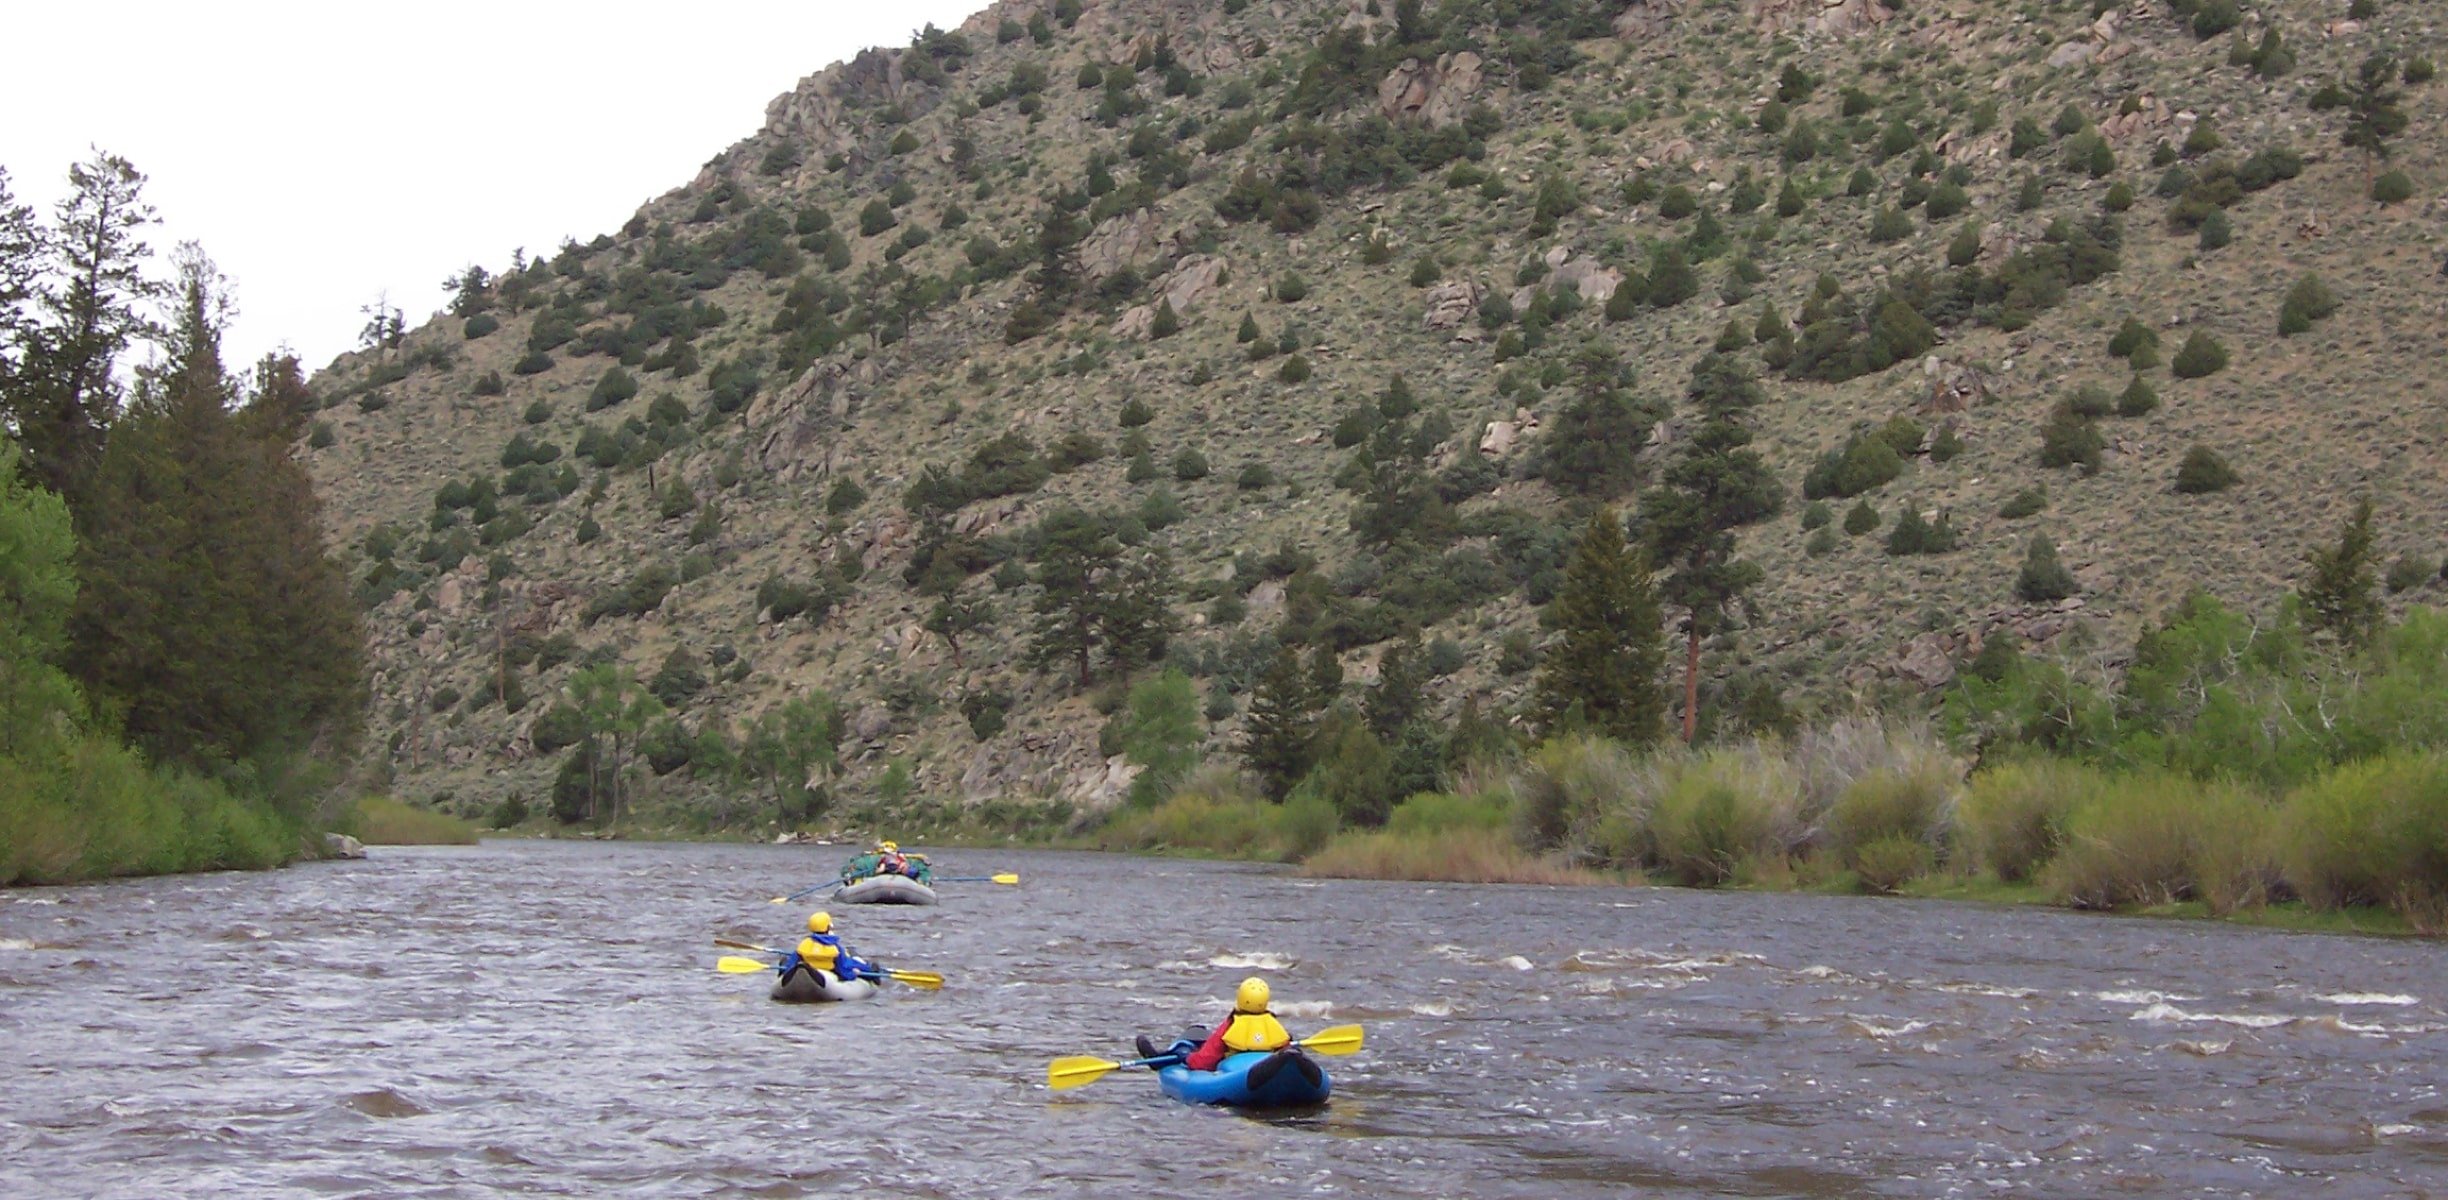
1824,764,1957,886
2197,208,2232,250
2277,274,2338,336
2371,170,2413,205
2116,375,2159,417
2281,754,2448,922
1955,758,2098,882
2170,332,2229,378
2046,772,2276,913
1647,749,1801,887
1999,486,2047,519
1843,499,1879,535
463,313,500,340
1507,734,1640,854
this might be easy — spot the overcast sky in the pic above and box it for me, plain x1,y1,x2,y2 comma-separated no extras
5,0,990,375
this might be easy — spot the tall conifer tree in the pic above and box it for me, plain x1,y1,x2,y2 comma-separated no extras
1533,508,1666,743
1641,352,1783,741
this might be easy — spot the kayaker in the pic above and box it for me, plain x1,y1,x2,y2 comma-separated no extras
1138,976,1293,1070
782,910,877,984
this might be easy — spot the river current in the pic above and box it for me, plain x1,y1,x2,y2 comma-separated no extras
3,841,2444,1197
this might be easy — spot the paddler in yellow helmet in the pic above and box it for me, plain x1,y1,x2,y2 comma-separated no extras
781,910,876,985
1173,977,1291,1070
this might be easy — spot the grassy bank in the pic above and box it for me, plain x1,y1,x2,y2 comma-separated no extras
345,797,481,845
0,734,302,886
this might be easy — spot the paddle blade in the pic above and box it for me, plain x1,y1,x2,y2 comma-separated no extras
767,896,788,904
1298,1023,1365,1057
717,956,777,975
886,969,944,991
714,937,780,955
1046,1055,1122,1090
992,873,1020,885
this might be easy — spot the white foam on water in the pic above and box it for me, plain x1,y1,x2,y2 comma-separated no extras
1848,1017,1932,1040
1798,964,1841,978
2170,1039,2234,1056
1206,951,1294,970
1499,955,1535,972
1407,1001,1454,1017
1933,982,2040,999
2375,1124,2423,1138
0,938,37,951
1272,1000,1335,1019
2096,990,2197,1006
2315,992,2419,1007
2131,1003,2299,1029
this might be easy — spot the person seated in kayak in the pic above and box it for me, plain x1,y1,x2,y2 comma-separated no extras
1138,977,1292,1070
782,910,876,984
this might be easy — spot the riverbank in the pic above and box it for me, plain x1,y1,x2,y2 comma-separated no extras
0,734,305,886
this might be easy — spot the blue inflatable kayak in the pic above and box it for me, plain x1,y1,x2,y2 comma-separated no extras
1158,1049,1330,1108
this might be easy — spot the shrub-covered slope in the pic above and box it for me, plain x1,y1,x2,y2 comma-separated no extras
303,0,2447,823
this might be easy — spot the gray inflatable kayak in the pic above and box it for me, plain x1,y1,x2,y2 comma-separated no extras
770,967,879,1003
834,875,938,905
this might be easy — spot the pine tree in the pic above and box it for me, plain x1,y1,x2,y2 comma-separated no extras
2299,498,2382,647
1239,644,1318,799
1532,509,1666,743
1640,352,1783,741
1024,507,1121,687
5,152,164,506
1538,341,1653,498
2343,52,2408,184
2015,535,2077,603
1364,633,1428,742
68,248,363,769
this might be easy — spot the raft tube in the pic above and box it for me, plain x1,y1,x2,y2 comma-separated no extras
769,967,878,1003
1158,1049,1330,1108
834,875,939,905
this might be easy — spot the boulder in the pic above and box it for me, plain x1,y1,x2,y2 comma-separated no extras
1894,635,1957,690
1551,257,1625,304
1377,52,1484,128
1077,209,1168,279
1422,280,1483,329
1614,0,1686,39
1480,421,1519,457
322,833,367,860
1114,254,1229,339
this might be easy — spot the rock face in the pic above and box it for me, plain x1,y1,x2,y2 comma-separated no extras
1377,52,1484,127
1078,209,1171,279
1614,0,1686,39
1422,280,1483,329
322,833,367,860
1549,253,1625,305
1115,254,1230,339
1748,0,1895,40
748,359,860,481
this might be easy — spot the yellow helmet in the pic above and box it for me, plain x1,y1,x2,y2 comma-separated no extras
878,841,898,853
806,911,832,934
1234,976,1271,1014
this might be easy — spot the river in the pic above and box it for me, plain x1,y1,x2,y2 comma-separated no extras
3,841,2444,1197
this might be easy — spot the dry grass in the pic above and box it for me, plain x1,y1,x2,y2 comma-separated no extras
350,796,480,846
1301,827,1609,885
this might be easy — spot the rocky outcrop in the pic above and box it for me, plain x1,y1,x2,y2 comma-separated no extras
955,731,1138,806
1422,280,1483,329
1749,0,1896,41
749,359,859,481
1548,251,1625,305
322,833,367,860
1115,253,1229,338
1479,408,1541,457
1614,0,1686,39
1077,209,1171,279
1378,52,1484,127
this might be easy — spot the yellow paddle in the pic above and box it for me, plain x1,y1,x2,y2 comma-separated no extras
712,941,945,990
1046,1023,1364,1091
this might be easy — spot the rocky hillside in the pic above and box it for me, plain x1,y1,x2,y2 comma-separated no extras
304,0,2447,822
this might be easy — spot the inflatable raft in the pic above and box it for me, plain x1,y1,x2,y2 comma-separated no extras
1158,1049,1330,1108
834,874,939,905
769,967,878,1003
